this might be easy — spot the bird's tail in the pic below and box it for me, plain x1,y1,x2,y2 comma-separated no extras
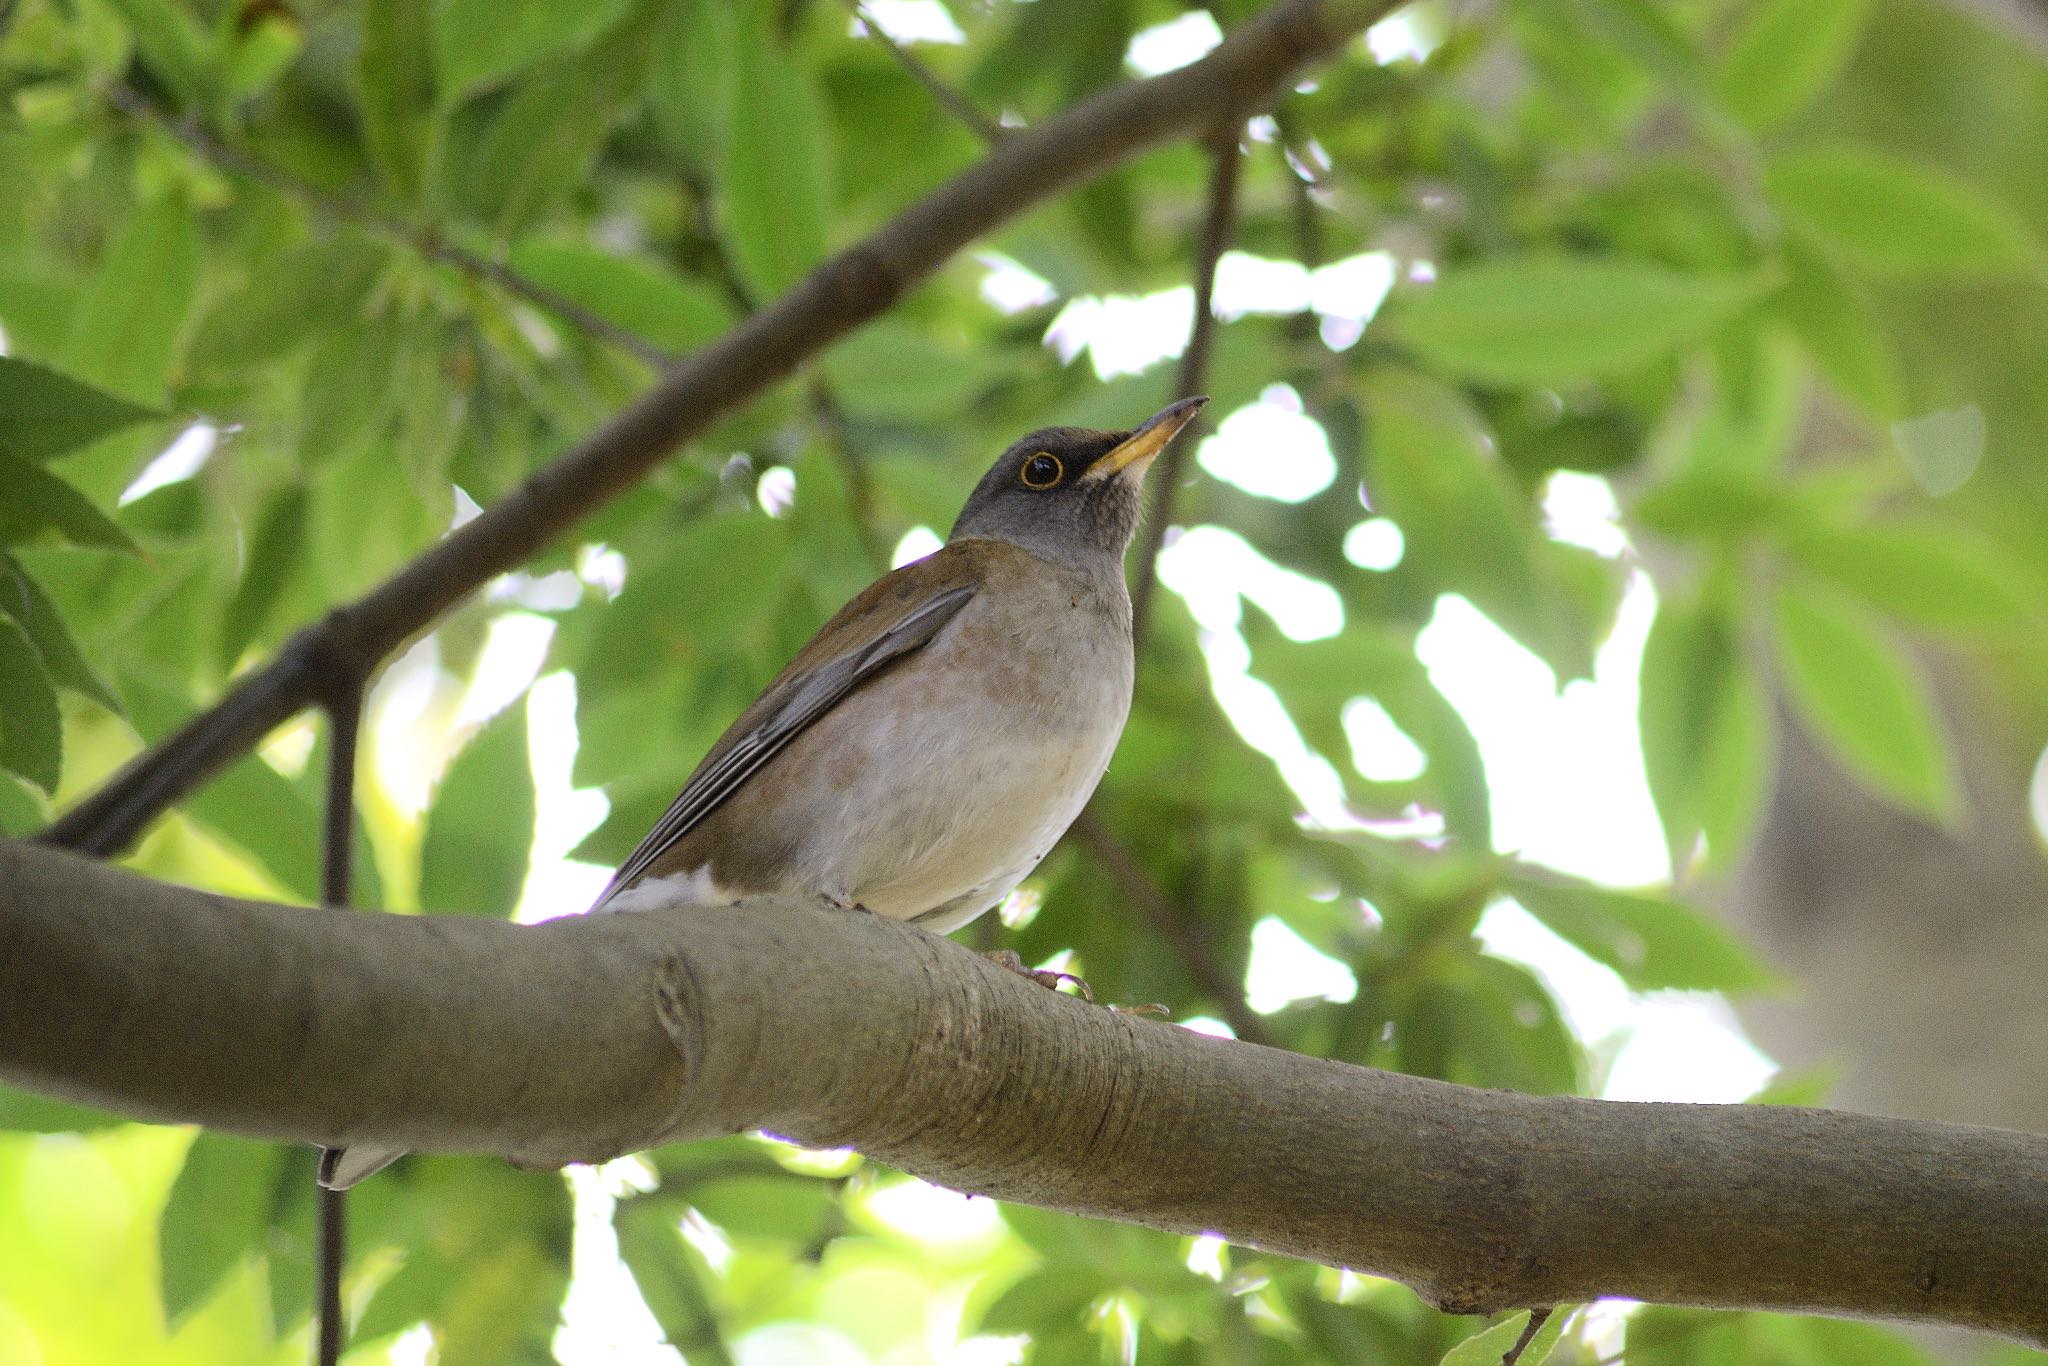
318,1144,404,1189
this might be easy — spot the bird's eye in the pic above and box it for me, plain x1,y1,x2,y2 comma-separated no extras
1020,453,1064,489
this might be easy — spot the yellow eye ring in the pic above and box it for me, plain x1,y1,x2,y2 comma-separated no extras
1019,452,1064,488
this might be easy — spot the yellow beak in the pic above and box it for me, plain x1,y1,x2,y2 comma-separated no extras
1086,395,1209,481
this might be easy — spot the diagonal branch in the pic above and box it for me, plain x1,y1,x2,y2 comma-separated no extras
5,838,2047,1348
43,0,1396,858
104,83,677,369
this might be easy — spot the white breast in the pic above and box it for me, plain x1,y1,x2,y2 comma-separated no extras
783,565,1133,931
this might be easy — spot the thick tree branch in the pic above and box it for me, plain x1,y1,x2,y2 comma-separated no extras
4,840,2046,1346
44,0,1396,859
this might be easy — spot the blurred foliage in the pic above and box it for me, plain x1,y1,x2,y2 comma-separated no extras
3,0,2046,1361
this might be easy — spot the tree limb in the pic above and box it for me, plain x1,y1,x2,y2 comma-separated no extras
42,0,1398,859
4,840,2045,1346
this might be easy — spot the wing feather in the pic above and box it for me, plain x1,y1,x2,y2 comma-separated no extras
590,580,977,910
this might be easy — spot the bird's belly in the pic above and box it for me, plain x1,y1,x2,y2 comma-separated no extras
819,691,1120,928
611,554,1135,929
767,586,1132,931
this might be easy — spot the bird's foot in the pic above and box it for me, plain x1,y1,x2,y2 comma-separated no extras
984,949,1093,1003
1107,1001,1171,1018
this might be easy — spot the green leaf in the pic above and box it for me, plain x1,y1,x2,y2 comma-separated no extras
581,513,791,701
722,25,833,299
1362,368,1597,681
159,1132,289,1326
419,702,535,916
0,1083,125,1133
821,321,1003,422
222,11,305,102
352,1157,570,1354
1506,876,1775,995
187,238,389,371
614,1197,727,1355
0,554,121,710
0,453,142,554
1559,0,1736,143
1781,520,2036,632
1773,583,1957,820
1715,0,1868,132
1394,254,1766,386
463,46,638,237
358,0,438,202
0,616,63,792
57,196,201,405
103,0,219,107
649,0,738,169
0,355,163,462
432,0,635,98
218,485,310,668
688,1174,834,1247
1437,1308,1571,1366
505,239,736,356
1638,586,1772,871
980,1267,1108,1337
1773,235,1902,419
0,768,41,835
298,309,407,468
1765,144,2040,279
1891,405,1985,498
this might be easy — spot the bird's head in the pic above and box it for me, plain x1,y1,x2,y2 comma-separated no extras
947,396,1208,570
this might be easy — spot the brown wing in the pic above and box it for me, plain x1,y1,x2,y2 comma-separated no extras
590,547,983,910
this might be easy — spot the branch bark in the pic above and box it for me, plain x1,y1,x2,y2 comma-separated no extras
42,0,1397,859
5,840,2045,1347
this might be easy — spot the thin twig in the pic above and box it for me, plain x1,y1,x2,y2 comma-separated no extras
844,0,1006,144
677,167,760,317
1070,811,1275,1047
1084,127,1252,1051
41,0,1398,858
1128,126,1243,647
1275,119,1327,348
1500,1307,1553,1366
315,685,362,1366
805,381,892,572
104,83,677,370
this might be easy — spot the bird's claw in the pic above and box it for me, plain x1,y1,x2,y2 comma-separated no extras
984,949,1093,1003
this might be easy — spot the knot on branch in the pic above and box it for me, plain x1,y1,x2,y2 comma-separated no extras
299,607,384,706
824,242,910,318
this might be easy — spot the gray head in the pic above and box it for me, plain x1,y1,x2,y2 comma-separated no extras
947,397,1207,571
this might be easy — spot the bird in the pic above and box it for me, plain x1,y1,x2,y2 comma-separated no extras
319,395,1207,1189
